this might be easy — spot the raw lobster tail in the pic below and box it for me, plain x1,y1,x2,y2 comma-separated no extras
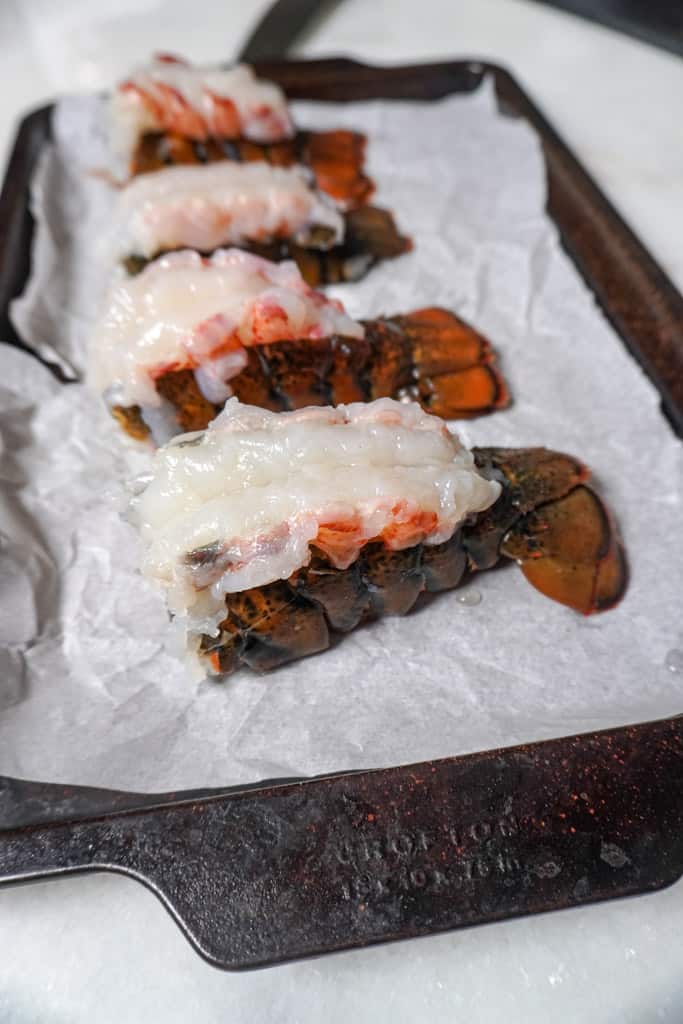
135,306,508,436
123,205,411,287
199,447,627,676
131,129,374,209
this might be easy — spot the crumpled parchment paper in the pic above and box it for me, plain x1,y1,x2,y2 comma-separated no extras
2,83,682,798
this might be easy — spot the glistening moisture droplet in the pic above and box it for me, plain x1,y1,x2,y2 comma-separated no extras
664,649,683,673
457,588,482,607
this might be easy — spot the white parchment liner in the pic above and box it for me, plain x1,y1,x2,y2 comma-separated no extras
2,83,681,795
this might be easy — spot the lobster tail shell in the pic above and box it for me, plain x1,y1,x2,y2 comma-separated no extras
130,129,374,210
202,581,329,675
385,308,509,418
123,306,509,437
298,130,374,208
465,448,589,570
122,205,411,287
471,448,628,615
201,531,470,676
499,484,628,614
260,205,411,287
195,448,626,678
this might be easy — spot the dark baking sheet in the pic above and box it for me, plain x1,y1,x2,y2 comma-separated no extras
3,717,682,969
1,59,682,967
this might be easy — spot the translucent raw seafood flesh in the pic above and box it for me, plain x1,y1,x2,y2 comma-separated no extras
111,162,345,260
112,57,294,164
131,397,501,625
89,249,363,408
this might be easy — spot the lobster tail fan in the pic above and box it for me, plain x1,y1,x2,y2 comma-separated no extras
499,484,628,614
301,130,375,208
386,308,510,418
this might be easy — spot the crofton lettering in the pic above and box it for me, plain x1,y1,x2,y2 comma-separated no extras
332,814,527,903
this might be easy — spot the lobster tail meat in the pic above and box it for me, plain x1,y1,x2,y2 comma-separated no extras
132,398,499,674
89,249,364,414
121,198,411,288
130,399,627,680
112,162,346,263
92,251,508,441
110,61,402,279
113,58,294,167
115,56,374,208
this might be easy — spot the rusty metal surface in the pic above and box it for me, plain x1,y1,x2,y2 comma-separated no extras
1,717,681,969
1,59,682,969
0,774,304,830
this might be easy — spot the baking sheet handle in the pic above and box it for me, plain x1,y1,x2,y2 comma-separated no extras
1,716,681,970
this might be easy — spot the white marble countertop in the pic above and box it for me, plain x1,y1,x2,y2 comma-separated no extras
1,2,682,1021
